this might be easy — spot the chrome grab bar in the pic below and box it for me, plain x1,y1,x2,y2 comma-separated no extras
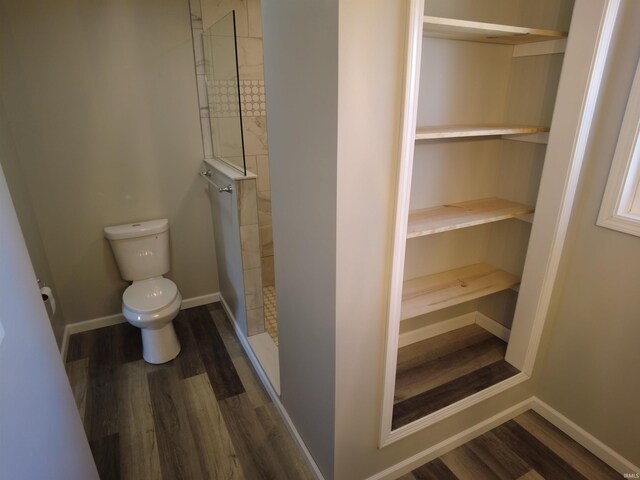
200,169,233,194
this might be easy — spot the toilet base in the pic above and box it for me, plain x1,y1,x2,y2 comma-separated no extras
140,322,181,364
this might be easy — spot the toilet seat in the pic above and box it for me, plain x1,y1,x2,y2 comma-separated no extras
122,278,181,327
123,277,178,313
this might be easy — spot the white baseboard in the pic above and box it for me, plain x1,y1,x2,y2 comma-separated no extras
218,296,324,480
368,398,533,480
180,292,220,310
60,330,70,364
359,395,638,480
60,292,221,362
398,313,476,347
475,312,511,342
397,311,511,347
530,397,640,475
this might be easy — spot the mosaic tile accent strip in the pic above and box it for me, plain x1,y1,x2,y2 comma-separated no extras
208,79,240,118
239,80,267,117
264,285,278,346
208,79,266,118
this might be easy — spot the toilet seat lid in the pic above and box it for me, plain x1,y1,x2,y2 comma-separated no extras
123,278,178,313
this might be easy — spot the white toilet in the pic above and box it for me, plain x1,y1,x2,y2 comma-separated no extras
104,218,182,364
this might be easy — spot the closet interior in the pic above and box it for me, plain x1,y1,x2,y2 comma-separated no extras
389,0,575,431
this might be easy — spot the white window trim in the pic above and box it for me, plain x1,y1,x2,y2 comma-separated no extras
598,57,640,237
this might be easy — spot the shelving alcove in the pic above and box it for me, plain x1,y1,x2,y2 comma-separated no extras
379,0,621,446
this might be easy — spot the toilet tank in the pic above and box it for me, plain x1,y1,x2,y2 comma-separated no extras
104,219,171,281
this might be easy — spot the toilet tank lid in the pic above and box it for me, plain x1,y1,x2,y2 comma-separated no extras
104,218,168,240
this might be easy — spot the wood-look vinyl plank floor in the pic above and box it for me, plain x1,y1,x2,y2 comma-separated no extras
394,336,507,403
148,365,205,480
118,361,162,480
396,324,493,372
67,305,621,480
188,306,246,401
465,430,531,479
514,410,621,479
411,457,458,480
183,374,243,480
65,303,313,480
218,393,289,480
441,444,502,480
393,324,519,429
406,411,621,480
65,358,89,423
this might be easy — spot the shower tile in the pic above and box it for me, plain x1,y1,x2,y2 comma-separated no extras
244,155,257,175
238,179,258,226
196,74,209,109
257,191,272,234
261,256,275,287
263,286,277,345
256,154,270,192
246,306,265,335
239,80,266,117
258,210,271,233
202,0,249,35
213,117,244,157
193,32,206,75
191,17,203,31
243,267,263,298
257,190,271,214
247,0,263,38
204,36,238,80
200,117,214,158
245,293,262,311
259,224,273,257
189,0,202,19
236,37,264,80
242,116,268,156
240,224,261,270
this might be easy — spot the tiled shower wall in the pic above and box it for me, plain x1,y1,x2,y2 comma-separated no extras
189,0,275,288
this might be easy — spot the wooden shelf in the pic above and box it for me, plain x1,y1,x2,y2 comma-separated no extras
401,263,520,321
407,197,534,238
423,16,568,45
415,124,549,140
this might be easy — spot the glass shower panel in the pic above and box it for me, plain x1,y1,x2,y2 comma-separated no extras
203,11,246,175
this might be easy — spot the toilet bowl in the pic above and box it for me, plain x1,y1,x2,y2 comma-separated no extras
104,218,182,364
122,277,182,364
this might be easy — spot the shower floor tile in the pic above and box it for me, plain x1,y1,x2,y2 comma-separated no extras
264,285,278,346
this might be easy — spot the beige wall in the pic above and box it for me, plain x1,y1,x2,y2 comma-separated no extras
0,92,66,343
261,0,338,476
264,0,637,478
0,0,218,325
535,0,640,466
262,1,532,478
0,161,98,479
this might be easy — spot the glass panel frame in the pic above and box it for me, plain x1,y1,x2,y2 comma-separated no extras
202,11,246,175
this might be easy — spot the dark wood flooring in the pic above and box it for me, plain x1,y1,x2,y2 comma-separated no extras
393,324,519,429
403,410,622,479
65,303,313,480
66,308,622,480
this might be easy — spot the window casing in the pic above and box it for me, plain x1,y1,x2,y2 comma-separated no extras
598,58,640,237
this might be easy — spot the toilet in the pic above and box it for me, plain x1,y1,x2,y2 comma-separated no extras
104,218,182,364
